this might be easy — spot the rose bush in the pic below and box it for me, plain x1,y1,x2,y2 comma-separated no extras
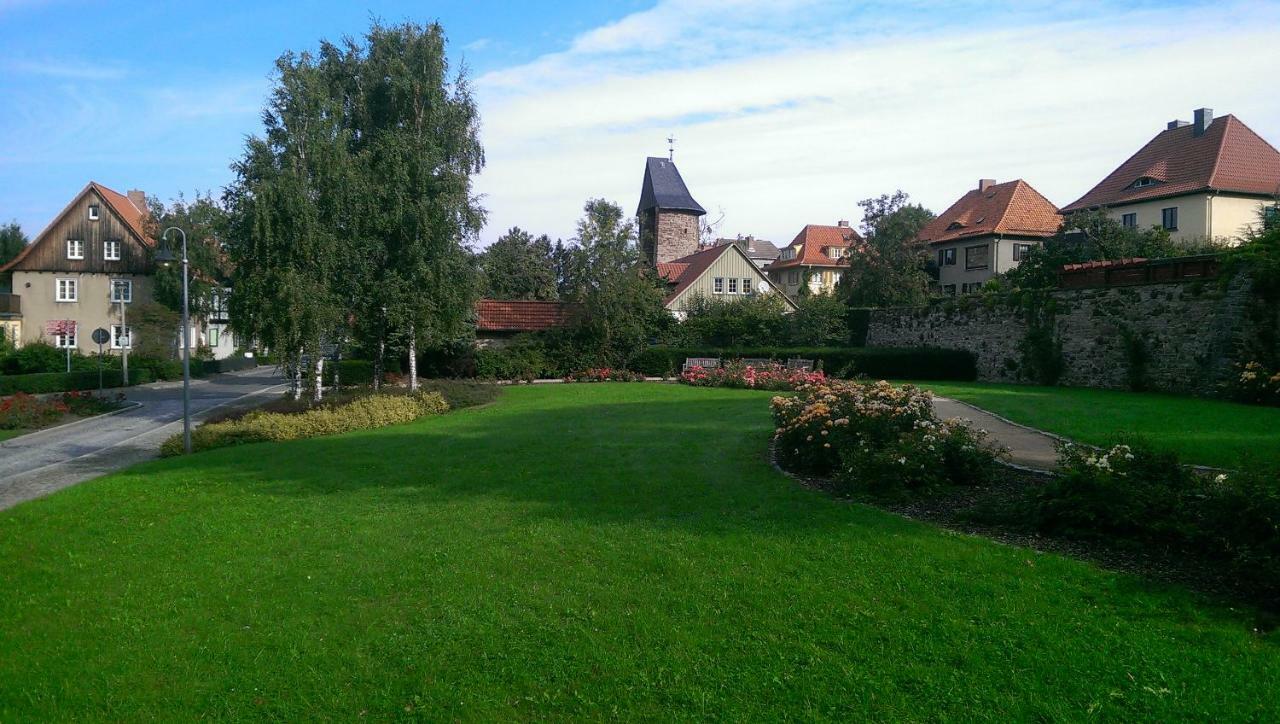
564,368,646,383
680,361,825,391
771,380,1005,494
1229,361,1280,406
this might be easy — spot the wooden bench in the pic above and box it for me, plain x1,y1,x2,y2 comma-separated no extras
739,358,773,368
683,357,721,372
786,358,815,371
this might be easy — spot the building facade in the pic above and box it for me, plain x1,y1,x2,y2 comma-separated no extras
637,156,706,266
918,179,1062,294
764,222,861,297
1061,108,1280,243
657,243,797,319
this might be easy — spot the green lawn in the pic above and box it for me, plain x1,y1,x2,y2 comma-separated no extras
0,429,24,442
907,381,1280,470
2,384,1277,719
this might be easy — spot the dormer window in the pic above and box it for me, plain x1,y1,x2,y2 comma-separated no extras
88,204,100,221
1130,177,1160,189
827,247,845,259
779,247,797,261
946,221,965,231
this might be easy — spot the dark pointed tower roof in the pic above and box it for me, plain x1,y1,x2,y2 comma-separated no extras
637,157,706,216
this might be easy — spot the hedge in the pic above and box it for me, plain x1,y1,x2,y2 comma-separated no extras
0,368,156,395
630,346,978,381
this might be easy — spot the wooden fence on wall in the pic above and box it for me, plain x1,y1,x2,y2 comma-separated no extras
1057,254,1221,289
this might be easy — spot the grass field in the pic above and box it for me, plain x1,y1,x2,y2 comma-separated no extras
907,381,1280,470
2,384,1277,719
0,429,23,442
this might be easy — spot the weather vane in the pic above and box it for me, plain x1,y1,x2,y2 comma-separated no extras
667,134,676,161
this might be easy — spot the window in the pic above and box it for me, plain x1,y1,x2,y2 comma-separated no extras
961,282,984,294
713,277,724,294
779,248,796,261
104,239,121,261
742,278,753,295
964,244,989,270
937,248,956,267
111,324,132,349
56,278,78,302
942,284,957,296
727,278,738,294
110,279,132,303
66,239,84,260
1121,213,1137,228
54,329,77,349
1162,207,1179,231
88,204,100,221
209,327,220,347
828,246,844,259
1130,177,1159,189
787,270,800,285
1012,243,1035,262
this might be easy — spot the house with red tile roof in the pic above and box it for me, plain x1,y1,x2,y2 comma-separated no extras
917,179,1062,294
474,299,581,347
1,182,159,353
763,221,862,297
657,243,796,319
1061,108,1280,243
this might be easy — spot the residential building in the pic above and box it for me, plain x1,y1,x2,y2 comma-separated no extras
918,179,1062,295
637,156,706,266
474,299,580,348
711,235,780,267
657,243,797,319
1061,108,1280,243
764,221,862,297
0,182,156,354
0,181,229,357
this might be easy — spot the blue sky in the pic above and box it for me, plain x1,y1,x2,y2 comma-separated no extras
3,0,1279,246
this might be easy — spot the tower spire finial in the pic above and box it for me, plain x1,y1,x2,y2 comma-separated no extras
667,134,676,161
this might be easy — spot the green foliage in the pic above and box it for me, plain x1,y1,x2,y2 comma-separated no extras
789,294,851,346
0,220,27,267
474,337,548,381
0,369,154,395
128,302,181,360
677,293,790,347
145,193,230,318
772,380,1004,494
993,441,1280,600
840,191,935,307
630,346,977,381
160,390,449,456
479,227,558,301
1015,292,1063,385
1221,207,1280,372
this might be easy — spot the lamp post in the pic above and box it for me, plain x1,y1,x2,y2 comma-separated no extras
156,227,191,454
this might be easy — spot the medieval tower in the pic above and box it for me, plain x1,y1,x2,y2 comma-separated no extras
636,156,706,267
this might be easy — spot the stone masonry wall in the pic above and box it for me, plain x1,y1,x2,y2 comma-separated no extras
654,210,699,264
866,279,1264,395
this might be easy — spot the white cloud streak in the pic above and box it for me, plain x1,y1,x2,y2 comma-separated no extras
471,0,1280,246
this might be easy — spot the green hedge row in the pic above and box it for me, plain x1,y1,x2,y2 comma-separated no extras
0,368,156,395
630,346,978,381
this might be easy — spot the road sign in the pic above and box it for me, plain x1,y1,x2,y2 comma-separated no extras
92,328,110,345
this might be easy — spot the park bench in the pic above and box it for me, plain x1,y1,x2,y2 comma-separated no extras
683,357,721,372
739,358,773,368
786,358,815,371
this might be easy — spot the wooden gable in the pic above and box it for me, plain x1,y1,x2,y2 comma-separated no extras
1,183,154,275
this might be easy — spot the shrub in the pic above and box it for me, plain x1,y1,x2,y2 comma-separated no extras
1228,361,1280,406
680,361,825,391
0,392,68,429
0,368,154,395
564,368,645,383
474,337,549,381
771,380,1005,494
632,346,977,381
160,390,449,456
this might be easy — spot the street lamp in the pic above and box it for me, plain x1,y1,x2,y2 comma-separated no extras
156,227,191,454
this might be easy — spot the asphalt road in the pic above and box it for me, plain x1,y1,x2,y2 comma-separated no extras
0,367,286,511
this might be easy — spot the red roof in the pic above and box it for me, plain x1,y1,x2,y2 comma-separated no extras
475,299,580,332
1062,114,1280,212
1,181,155,273
656,261,689,282
660,244,734,304
917,179,1062,245
764,224,862,270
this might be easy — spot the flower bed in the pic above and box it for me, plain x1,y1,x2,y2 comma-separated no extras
0,391,125,431
161,390,449,456
563,368,646,383
680,361,825,391
1230,361,1280,406
771,380,1005,493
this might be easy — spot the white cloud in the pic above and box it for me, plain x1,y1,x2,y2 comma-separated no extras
3,56,129,80
471,0,1280,246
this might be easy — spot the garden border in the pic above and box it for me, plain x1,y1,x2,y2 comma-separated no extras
0,401,143,446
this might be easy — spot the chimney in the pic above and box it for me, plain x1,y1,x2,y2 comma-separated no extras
1193,107,1213,137
836,219,849,228
978,179,996,192
127,189,147,212
1167,119,1189,130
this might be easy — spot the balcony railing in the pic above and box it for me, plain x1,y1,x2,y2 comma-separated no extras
0,293,19,315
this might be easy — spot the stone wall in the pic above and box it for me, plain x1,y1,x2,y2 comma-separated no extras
654,210,699,264
866,278,1266,395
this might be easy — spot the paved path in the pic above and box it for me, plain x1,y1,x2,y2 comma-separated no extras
0,367,286,510
932,397,1061,472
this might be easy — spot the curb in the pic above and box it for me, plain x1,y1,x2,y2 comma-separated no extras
0,401,144,447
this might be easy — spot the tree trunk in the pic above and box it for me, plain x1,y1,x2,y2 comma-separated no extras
333,341,342,391
408,323,418,392
374,335,384,391
313,357,324,403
